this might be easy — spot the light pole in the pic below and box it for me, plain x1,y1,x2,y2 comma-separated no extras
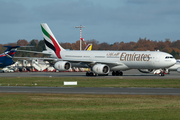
75,25,85,50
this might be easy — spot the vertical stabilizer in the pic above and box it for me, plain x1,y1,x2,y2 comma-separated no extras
84,44,92,51
41,23,65,59
4,46,20,57
0,46,20,68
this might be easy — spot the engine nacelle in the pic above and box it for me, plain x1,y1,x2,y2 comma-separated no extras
54,61,71,71
138,69,154,73
92,64,110,74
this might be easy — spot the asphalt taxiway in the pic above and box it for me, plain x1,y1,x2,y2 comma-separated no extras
0,86,180,95
0,69,179,79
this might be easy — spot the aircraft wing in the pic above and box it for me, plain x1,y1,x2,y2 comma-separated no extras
62,58,124,66
16,50,53,55
13,57,57,61
14,56,123,65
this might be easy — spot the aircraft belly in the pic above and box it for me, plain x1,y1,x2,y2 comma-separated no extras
123,61,153,69
71,63,89,68
110,65,129,71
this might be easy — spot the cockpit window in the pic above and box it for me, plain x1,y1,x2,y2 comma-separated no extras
165,56,174,59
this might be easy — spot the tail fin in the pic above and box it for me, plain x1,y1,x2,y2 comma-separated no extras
40,23,65,59
84,44,92,51
3,46,20,57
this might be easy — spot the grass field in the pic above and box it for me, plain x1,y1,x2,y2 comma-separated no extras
0,77,180,88
1,77,180,119
0,93,180,120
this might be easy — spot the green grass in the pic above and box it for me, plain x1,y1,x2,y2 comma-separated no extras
0,93,180,120
0,77,180,88
1,77,180,119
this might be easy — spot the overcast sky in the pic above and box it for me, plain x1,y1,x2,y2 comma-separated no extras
0,0,180,44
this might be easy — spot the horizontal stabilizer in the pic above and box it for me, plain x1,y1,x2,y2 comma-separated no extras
4,53,13,58
4,46,20,52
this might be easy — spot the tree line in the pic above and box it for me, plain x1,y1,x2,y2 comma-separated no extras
0,38,180,59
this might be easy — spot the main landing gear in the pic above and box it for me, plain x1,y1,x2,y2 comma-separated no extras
86,71,96,76
86,71,109,76
112,71,123,76
86,71,123,76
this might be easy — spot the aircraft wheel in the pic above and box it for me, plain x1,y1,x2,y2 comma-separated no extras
90,72,93,76
116,71,120,76
93,72,97,76
112,71,116,76
86,72,90,76
119,71,123,76
161,72,164,76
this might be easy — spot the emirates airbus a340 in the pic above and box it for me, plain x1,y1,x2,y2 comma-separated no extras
40,23,176,76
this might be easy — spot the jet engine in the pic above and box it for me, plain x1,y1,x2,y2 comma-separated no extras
54,61,71,71
92,64,110,74
138,69,154,73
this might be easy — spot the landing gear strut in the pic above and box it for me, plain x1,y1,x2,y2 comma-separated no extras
112,71,123,76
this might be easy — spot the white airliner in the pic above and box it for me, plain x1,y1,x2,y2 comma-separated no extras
40,23,176,76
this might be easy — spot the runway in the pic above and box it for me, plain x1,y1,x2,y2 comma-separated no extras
0,69,180,79
0,86,180,95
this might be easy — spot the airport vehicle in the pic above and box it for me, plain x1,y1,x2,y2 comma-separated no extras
1,67,14,72
0,46,20,68
40,23,176,76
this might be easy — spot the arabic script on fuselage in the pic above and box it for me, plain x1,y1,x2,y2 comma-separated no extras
106,52,120,57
